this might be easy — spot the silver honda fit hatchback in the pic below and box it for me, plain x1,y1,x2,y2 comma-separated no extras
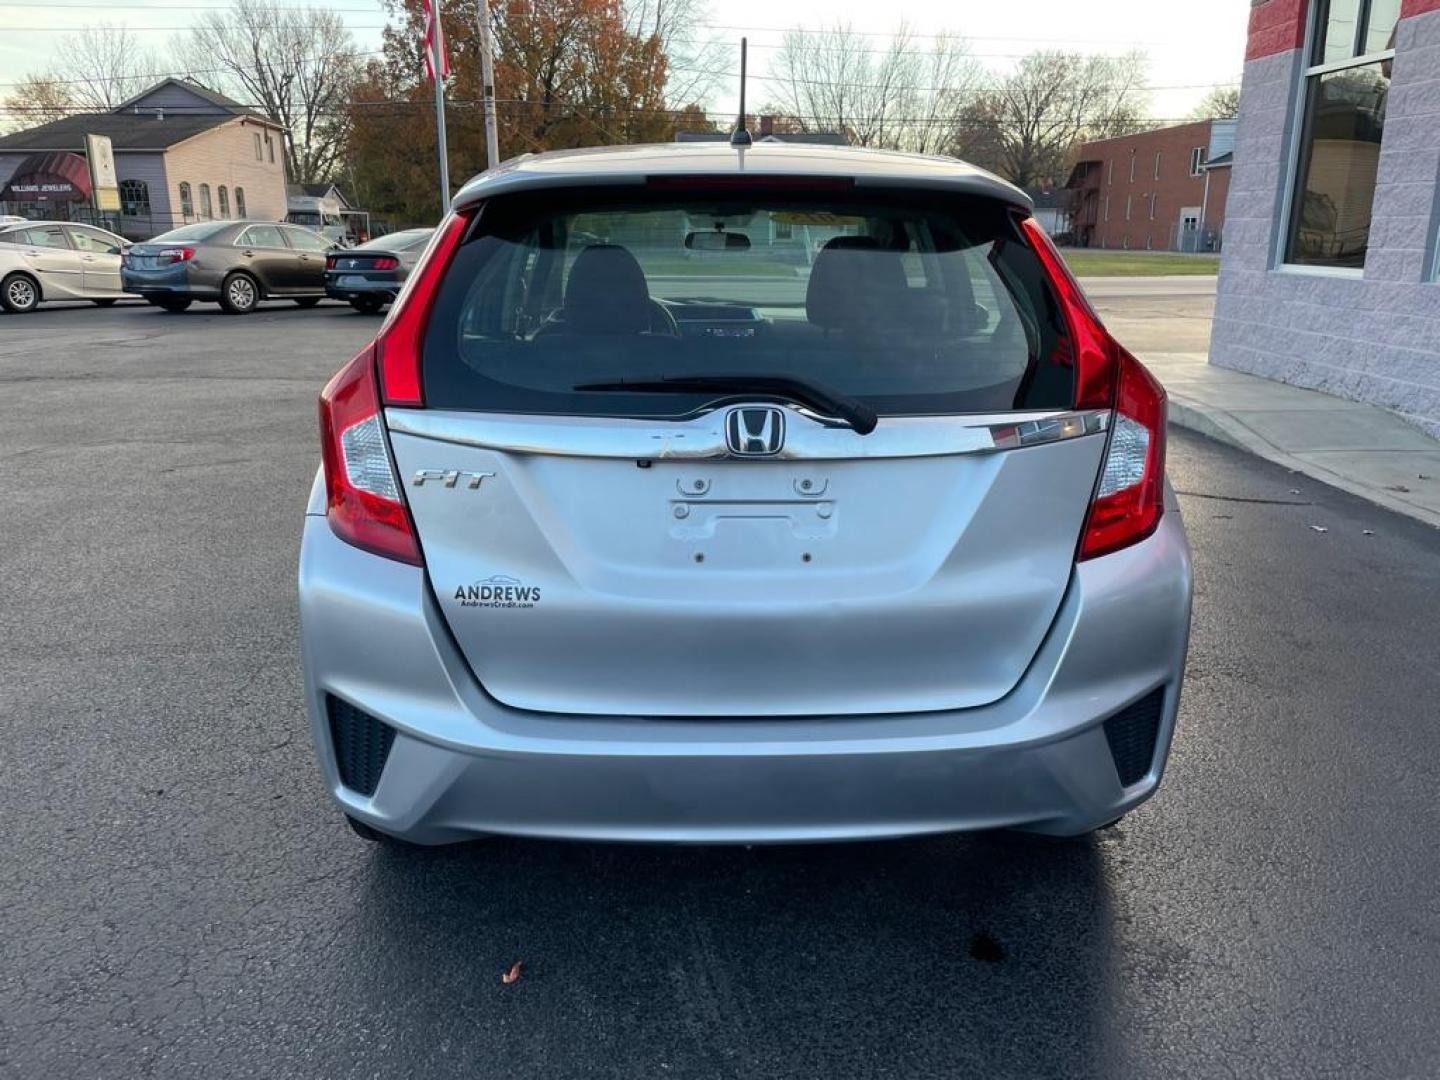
299,143,1192,845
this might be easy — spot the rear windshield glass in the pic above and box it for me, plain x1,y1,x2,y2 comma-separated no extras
149,222,230,243
364,229,431,251
423,187,1073,418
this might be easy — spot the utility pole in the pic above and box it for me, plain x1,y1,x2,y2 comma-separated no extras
429,11,451,212
477,0,499,170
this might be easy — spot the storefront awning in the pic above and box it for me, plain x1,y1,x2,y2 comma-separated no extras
0,151,93,203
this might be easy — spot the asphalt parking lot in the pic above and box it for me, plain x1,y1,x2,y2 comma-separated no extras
3,296,1440,1079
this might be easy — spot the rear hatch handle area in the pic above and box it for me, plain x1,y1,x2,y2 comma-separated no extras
574,374,879,435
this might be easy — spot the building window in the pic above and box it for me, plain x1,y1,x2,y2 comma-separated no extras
235,186,246,217
1189,148,1206,176
1104,195,1110,222
178,181,194,221
1154,151,1162,180
1107,160,1114,186
265,135,275,164
199,183,213,219
1150,193,1157,220
254,132,262,160
1125,195,1132,221
1128,153,1136,183
218,185,230,218
1284,0,1397,268
119,178,150,217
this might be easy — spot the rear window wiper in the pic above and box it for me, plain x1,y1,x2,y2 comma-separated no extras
574,374,878,435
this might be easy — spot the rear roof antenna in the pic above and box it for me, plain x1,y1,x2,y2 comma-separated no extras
730,37,752,148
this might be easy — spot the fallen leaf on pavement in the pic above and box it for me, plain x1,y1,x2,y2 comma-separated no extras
502,961,523,985
1362,530,1375,536
1386,484,1411,493
1308,525,1328,533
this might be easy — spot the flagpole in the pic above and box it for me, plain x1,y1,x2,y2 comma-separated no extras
476,0,499,171
429,2,451,213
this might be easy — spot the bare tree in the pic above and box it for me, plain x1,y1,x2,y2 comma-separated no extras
2,74,80,133
53,24,159,110
765,23,982,152
1189,84,1241,120
950,50,1150,189
180,0,362,182
623,0,730,107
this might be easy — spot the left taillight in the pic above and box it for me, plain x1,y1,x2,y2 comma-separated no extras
374,210,472,405
156,246,195,266
316,209,470,562
318,344,422,565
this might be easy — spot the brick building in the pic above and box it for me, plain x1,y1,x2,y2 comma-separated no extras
0,79,288,240
1065,119,1236,251
1211,0,1440,437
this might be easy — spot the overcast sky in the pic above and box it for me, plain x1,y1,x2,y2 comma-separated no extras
0,0,1250,121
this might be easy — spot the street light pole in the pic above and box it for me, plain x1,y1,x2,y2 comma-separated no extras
477,0,499,170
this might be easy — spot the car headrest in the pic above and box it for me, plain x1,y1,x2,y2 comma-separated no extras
565,244,653,334
805,236,909,331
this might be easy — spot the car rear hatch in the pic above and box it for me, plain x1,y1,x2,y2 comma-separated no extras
320,179,1166,718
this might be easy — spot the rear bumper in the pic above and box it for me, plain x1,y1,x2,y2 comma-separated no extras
298,502,1193,844
324,273,399,302
122,266,219,300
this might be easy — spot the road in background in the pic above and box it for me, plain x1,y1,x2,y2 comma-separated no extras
2,300,1438,1079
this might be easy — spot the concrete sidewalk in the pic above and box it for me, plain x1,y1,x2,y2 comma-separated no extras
1140,350,1440,527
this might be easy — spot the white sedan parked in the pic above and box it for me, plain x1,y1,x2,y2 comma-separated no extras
0,221,130,313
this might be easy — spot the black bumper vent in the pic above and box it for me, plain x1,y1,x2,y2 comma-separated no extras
1103,688,1166,787
327,696,396,797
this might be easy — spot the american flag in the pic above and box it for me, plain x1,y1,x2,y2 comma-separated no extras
422,0,452,82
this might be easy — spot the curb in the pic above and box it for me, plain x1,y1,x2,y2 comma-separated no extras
1166,394,1440,529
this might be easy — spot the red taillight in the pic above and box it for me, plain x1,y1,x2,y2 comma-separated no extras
371,256,400,271
157,246,195,266
318,344,422,565
1079,347,1167,559
325,255,337,271
1018,216,1166,560
1019,217,1114,409
375,210,472,405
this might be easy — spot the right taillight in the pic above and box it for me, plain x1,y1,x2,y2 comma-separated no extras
1080,345,1166,560
157,246,195,265
1019,215,1166,561
318,344,422,566
371,256,399,271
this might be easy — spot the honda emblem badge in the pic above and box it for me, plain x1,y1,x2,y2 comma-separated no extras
725,406,785,457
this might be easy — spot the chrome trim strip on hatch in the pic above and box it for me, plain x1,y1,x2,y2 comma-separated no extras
385,406,1109,461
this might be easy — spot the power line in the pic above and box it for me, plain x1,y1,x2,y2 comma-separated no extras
0,53,1240,94
0,5,1195,48
0,1,380,6
0,97,1217,129
0,49,388,89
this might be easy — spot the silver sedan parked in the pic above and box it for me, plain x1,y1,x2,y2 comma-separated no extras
0,221,130,313
300,142,1193,847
